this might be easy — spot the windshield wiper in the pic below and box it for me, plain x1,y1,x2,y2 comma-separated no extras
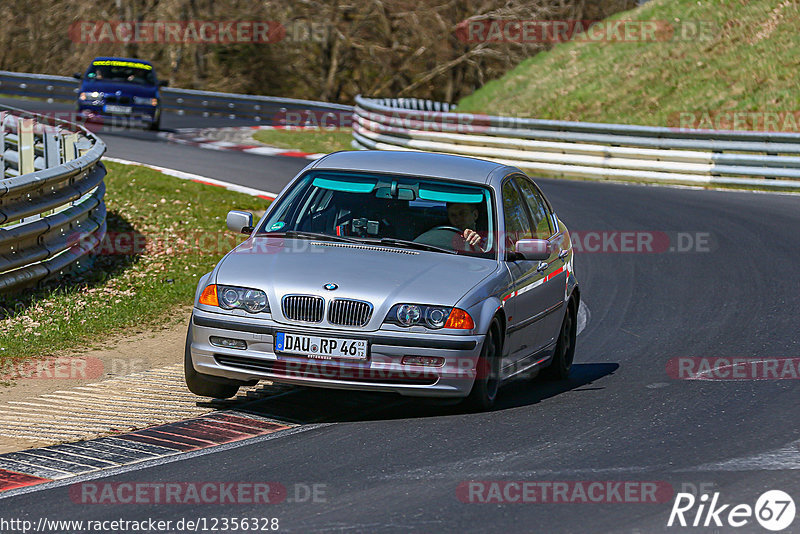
361,237,457,255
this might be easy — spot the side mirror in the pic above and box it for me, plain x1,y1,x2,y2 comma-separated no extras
159,80,169,87
72,73,82,80
514,239,551,261
226,210,254,234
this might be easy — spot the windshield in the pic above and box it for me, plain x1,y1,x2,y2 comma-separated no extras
86,61,156,85
259,171,497,258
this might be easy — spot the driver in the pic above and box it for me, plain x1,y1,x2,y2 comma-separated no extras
446,202,484,250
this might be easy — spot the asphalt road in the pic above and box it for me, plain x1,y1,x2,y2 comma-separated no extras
1,96,799,533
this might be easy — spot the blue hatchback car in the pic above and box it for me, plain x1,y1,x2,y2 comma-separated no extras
74,57,166,130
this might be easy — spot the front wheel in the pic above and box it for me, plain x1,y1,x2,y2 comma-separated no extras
148,114,161,131
463,318,501,411
542,300,577,380
184,325,242,399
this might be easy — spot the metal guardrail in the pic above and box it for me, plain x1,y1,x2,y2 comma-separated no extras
0,104,106,293
353,96,800,189
0,70,352,121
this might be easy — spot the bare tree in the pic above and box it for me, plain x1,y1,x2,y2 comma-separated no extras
0,0,637,102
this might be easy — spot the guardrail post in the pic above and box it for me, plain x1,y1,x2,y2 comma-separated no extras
18,118,35,175
43,129,61,168
62,132,78,162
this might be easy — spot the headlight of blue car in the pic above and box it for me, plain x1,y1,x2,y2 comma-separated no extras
78,91,103,102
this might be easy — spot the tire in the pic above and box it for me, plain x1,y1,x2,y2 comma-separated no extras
542,300,577,380
184,325,241,399
148,114,161,131
464,318,502,411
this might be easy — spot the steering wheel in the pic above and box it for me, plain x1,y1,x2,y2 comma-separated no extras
429,225,463,234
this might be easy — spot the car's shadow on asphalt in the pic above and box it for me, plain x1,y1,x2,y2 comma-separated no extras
221,362,619,425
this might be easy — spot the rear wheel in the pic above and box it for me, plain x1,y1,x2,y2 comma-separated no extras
542,300,577,380
464,318,501,411
184,324,242,399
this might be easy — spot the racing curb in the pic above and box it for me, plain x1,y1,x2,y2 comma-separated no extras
159,126,327,160
0,160,290,491
0,412,293,493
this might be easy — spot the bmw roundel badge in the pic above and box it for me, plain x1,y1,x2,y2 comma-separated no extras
324,283,338,291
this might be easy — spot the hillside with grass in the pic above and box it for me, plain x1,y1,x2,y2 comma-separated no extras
457,0,800,129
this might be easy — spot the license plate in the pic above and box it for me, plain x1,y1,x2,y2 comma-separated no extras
275,332,367,360
104,105,133,114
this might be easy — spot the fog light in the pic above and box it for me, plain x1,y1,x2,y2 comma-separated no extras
209,336,247,350
402,355,445,367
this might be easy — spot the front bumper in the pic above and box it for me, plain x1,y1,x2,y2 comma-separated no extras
188,308,485,398
77,103,159,123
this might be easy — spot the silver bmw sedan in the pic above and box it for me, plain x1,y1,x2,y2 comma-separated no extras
185,150,579,410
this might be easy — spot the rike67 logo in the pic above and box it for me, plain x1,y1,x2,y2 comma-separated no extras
668,490,796,531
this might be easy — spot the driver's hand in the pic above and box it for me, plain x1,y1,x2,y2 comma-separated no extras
463,228,481,246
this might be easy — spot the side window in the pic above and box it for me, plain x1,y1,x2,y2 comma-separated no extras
502,180,534,249
515,177,553,239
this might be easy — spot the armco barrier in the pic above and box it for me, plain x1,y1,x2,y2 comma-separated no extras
0,104,106,293
0,70,352,121
352,96,800,189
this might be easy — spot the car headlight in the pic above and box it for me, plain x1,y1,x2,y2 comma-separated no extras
78,91,103,101
384,304,473,330
199,284,269,313
133,96,158,106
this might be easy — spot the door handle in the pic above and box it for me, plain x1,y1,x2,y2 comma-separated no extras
536,261,549,272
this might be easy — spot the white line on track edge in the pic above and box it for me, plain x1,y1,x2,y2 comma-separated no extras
103,156,278,199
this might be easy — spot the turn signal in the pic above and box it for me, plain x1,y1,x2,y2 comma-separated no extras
199,284,219,306
444,308,474,330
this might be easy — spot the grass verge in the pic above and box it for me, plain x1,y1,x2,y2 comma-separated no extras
0,161,268,364
253,127,353,154
457,0,800,127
